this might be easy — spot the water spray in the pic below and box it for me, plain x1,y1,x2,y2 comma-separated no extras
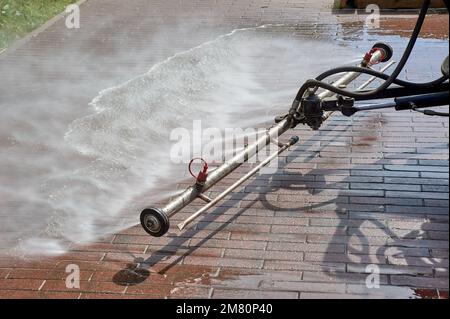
140,0,449,238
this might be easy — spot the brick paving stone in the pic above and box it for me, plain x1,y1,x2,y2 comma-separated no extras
300,292,379,299
435,268,449,278
0,269,11,279
41,280,127,294
267,242,346,253
8,268,93,281
390,275,449,289
80,293,149,299
184,256,264,269
302,271,389,285
346,284,421,299
230,232,307,243
431,249,449,259
347,263,434,276
386,238,449,250
212,289,298,299
260,280,346,294
0,0,448,299
387,256,449,268
0,278,45,291
0,290,81,299
224,248,304,262
348,245,431,258
126,284,211,299
264,260,346,272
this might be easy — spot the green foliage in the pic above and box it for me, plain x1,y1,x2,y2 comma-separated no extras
0,0,76,49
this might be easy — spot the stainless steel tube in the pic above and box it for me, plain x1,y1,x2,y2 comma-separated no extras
177,136,300,230
163,117,293,218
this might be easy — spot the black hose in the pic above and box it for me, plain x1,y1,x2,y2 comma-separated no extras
369,0,430,93
292,0,431,104
316,66,448,88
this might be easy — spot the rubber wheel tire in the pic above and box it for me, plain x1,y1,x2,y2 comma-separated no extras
140,208,170,237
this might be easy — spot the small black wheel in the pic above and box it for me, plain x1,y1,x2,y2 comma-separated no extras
372,42,393,63
140,208,170,237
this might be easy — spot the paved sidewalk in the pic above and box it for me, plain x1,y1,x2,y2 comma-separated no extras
0,0,448,299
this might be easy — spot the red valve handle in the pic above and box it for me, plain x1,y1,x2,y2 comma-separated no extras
188,158,209,184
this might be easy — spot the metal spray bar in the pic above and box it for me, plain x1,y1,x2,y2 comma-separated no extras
177,136,300,230
140,43,394,237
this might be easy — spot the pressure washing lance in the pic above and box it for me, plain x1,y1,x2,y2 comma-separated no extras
140,42,396,237
140,0,449,238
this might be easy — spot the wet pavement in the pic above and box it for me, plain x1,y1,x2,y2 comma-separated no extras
0,0,448,299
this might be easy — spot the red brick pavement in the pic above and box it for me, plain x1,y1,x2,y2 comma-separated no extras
0,0,448,299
